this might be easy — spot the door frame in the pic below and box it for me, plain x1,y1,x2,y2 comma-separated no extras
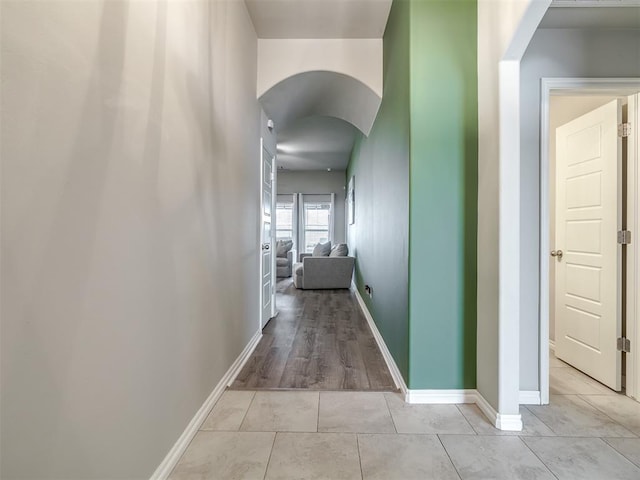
259,137,277,329
539,78,640,404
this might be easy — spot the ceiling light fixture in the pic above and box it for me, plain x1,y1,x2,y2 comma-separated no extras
276,143,296,154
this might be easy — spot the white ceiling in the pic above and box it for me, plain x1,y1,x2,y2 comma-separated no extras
540,6,640,28
276,116,358,170
245,0,393,39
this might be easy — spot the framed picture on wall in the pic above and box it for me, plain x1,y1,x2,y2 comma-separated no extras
347,176,355,225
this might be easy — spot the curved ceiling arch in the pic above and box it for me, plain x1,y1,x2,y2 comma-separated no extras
259,70,382,136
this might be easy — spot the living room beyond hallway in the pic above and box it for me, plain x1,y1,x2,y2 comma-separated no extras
230,277,397,391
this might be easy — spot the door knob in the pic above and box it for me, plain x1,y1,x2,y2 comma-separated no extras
551,250,563,260
262,243,270,251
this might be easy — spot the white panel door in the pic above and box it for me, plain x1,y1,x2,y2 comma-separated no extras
260,142,275,329
555,99,622,391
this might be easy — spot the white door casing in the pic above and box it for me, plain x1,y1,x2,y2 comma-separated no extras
260,140,276,329
555,99,622,391
627,93,640,401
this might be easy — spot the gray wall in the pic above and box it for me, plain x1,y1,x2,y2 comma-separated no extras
1,1,261,478
519,28,640,391
276,170,347,244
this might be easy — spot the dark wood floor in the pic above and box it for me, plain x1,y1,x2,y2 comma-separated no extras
230,278,397,391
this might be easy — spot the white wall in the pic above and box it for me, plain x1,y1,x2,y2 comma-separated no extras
0,1,260,478
548,95,620,343
257,39,383,98
257,39,383,136
520,28,640,391
477,0,535,412
277,170,347,244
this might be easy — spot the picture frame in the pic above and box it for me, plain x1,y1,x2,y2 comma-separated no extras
347,175,355,225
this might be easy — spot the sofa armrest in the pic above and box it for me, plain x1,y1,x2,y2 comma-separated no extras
299,252,312,262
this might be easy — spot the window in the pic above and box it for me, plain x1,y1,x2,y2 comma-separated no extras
303,202,331,252
274,193,334,254
276,203,294,241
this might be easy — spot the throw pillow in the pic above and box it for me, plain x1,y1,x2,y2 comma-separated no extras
329,243,348,257
276,239,293,258
312,241,331,257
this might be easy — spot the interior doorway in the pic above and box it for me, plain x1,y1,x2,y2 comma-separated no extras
540,79,640,405
260,138,277,330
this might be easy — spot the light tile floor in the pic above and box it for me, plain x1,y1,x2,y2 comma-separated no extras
170,351,640,479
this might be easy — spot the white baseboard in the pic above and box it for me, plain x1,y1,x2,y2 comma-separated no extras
519,390,541,405
549,339,556,352
352,284,408,395
406,389,476,404
351,282,522,431
150,330,262,480
476,392,523,431
475,393,498,426
496,413,524,431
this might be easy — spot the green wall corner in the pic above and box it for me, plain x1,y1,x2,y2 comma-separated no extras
408,0,477,389
347,0,411,380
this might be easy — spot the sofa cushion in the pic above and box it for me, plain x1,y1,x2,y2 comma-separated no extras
276,257,289,267
312,241,331,257
276,239,293,257
329,243,348,257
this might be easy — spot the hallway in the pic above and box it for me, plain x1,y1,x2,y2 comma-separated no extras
4,1,640,478
232,279,396,391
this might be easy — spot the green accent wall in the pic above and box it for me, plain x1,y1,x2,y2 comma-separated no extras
408,0,477,389
347,0,477,389
347,0,410,379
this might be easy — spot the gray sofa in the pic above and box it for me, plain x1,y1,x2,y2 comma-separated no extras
276,239,294,277
276,250,294,277
293,253,355,289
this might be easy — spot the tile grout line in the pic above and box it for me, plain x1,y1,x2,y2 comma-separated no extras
316,391,320,432
570,395,637,437
356,434,364,480
262,431,278,480
175,391,640,478
517,436,560,480
238,390,258,431
595,437,640,469
455,404,478,435
601,437,640,468
436,434,463,480
382,393,399,434
576,394,640,436
522,404,559,436
168,389,243,477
